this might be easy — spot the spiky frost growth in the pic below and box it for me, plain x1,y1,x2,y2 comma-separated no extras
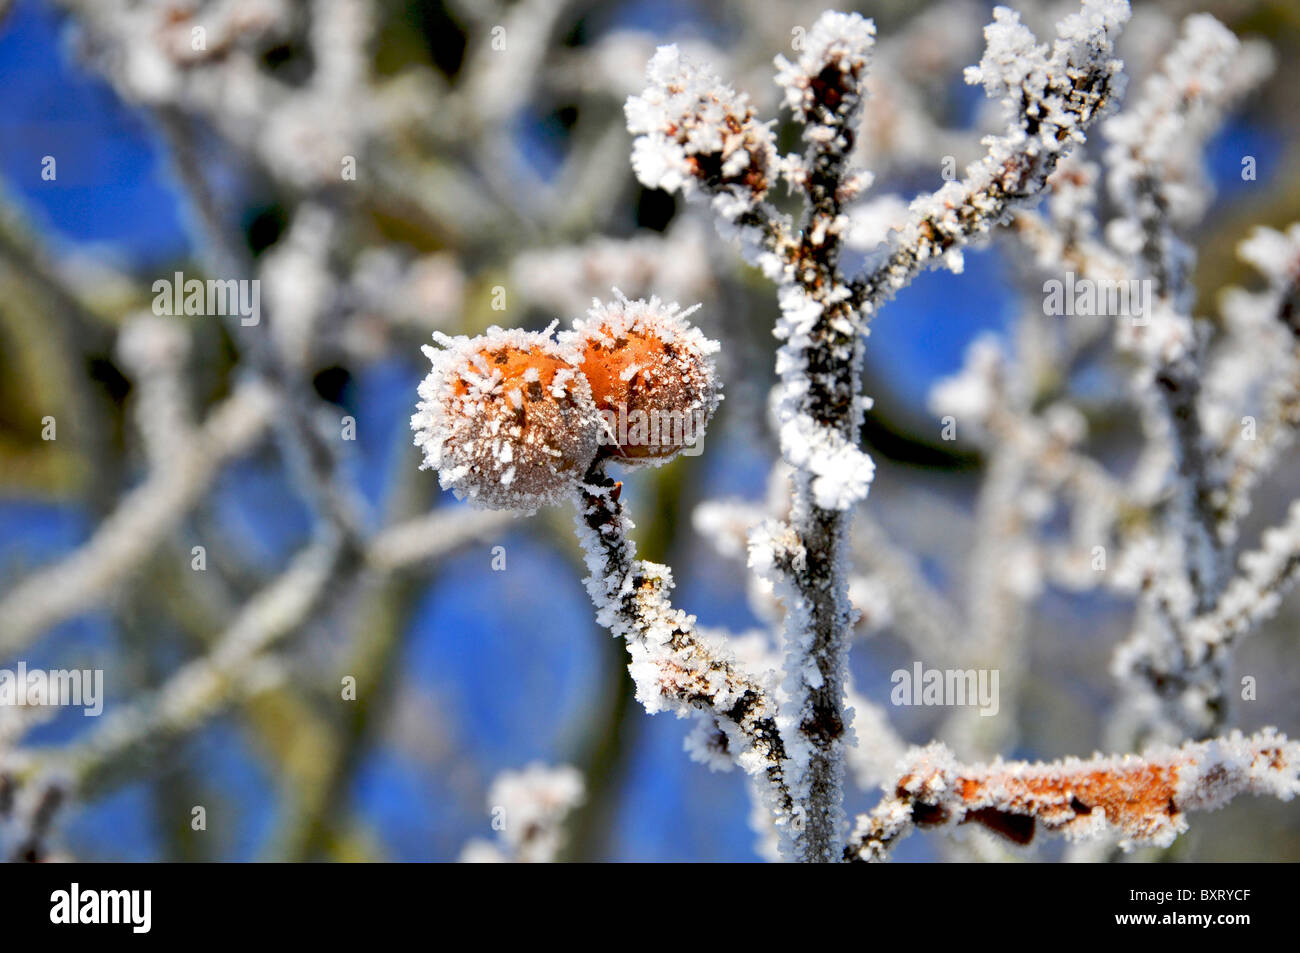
847,730,1300,861
774,12,876,146
571,473,795,839
751,10,881,864
563,292,721,465
852,0,1129,303
768,8,879,516
616,0,1131,864
625,46,779,225
412,328,601,510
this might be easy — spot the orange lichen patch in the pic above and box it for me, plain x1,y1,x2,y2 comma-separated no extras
955,760,1184,844
849,732,1300,861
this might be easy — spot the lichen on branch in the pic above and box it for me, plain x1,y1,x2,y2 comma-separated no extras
847,729,1300,861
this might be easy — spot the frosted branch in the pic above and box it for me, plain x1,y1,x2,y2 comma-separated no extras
17,502,507,797
1213,225,1300,532
849,0,1130,316
1103,16,1273,614
33,539,342,795
572,469,794,827
0,381,277,658
847,729,1300,861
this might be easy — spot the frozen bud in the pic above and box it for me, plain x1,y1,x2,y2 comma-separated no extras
625,46,778,219
563,292,721,465
412,328,600,509
774,12,875,130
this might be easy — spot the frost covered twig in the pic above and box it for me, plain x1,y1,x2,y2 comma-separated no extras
1104,16,1273,617
14,538,343,797
0,380,276,657
846,729,1300,861
848,0,1130,315
1213,225,1300,533
5,499,508,812
397,0,1300,863
366,507,517,572
573,469,794,823
1115,501,1300,739
1092,20,1280,739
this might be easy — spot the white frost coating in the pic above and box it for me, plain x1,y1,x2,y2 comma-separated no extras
624,42,795,284
747,511,847,860
847,729,1300,861
563,290,715,358
803,432,875,512
845,194,911,252
962,6,1045,104
1205,224,1300,535
734,0,1125,863
1239,223,1300,284
692,465,802,630
1095,15,1281,739
1185,500,1300,660
684,626,783,775
411,327,600,511
602,0,1300,864
1102,14,1273,398
774,12,876,129
713,12,887,858
460,762,585,863
858,0,1128,318
1105,15,1273,238
562,290,722,467
773,284,876,512
570,482,792,829
625,46,778,222
0,380,278,657
967,0,1129,106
